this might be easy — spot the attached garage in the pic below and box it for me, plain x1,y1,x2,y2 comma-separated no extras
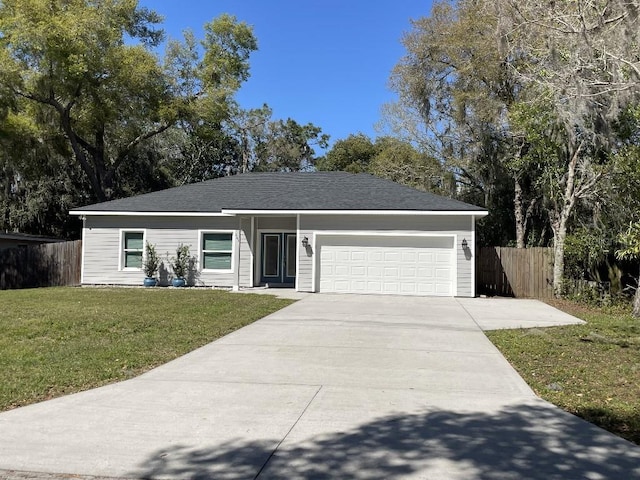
316,235,455,296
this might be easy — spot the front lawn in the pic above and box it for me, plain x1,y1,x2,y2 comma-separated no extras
0,287,293,411
486,299,640,445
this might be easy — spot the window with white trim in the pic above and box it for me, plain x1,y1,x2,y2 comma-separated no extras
122,231,144,269
202,232,233,270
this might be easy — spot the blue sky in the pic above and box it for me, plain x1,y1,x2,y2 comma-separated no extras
139,1,433,148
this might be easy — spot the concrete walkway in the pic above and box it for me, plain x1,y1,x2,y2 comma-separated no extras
0,295,638,479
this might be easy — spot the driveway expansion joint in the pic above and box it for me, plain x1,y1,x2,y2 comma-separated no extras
455,297,484,330
253,385,323,479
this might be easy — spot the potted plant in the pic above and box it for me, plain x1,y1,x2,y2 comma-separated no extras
169,244,192,287
142,242,160,287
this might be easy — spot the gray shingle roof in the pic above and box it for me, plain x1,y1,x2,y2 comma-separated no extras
71,172,486,213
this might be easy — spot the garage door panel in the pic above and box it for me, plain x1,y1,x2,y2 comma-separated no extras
401,267,417,278
384,267,399,278
436,268,452,279
321,249,335,261
402,251,417,262
417,267,434,277
384,251,402,262
351,251,366,261
337,251,350,262
318,235,455,297
418,252,435,263
418,284,435,294
333,265,348,276
334,280,350,290
400,283,417,294
369,251,383,261
351,266,366,276
436,252,452,263
351,280,366,291
368,266,383,277
383,282,399,293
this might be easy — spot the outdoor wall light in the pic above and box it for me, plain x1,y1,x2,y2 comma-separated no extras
461,238,468,249
301,236,309,248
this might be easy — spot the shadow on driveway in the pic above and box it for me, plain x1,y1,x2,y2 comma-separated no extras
131,401,640,480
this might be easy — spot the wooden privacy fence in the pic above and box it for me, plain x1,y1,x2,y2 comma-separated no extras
476,247,554,299
0,240,81,290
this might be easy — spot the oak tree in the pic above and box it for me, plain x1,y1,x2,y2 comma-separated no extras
0,1,257,202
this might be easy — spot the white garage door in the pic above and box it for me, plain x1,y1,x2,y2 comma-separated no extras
318,235,455,296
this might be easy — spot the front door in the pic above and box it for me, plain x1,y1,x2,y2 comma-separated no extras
261,233,296,285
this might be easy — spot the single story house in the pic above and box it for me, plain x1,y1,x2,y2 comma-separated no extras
70,172,488,297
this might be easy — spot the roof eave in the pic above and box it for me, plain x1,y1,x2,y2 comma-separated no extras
221,209,488,216
70,209,489,217
69,210,232,217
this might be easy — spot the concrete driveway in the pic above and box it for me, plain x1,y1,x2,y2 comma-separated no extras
0,294,639,479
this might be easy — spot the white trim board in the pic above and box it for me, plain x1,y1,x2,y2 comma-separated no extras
295,214,300,291
80,217,86,284
313,231,460,238
471,215,476,297
222,209,488,217
70,211,233,217
72,209,488,218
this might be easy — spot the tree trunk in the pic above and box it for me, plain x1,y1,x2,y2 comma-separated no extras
94,126,110,200
59,110,108,202
551,197,576,297
634,267,640,318
551,218,568,297
550,143,582,297
241,131,249,173
514,178,526,248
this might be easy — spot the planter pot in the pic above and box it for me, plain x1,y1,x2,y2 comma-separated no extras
143,277,157,287
172,277,186,288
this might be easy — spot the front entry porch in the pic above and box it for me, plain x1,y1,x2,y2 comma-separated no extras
249,216,298,289
260,232,297,286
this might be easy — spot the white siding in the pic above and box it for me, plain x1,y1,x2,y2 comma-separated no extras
238,217,252,287
297,227,314,292
82,216,248,287
298,214,475,297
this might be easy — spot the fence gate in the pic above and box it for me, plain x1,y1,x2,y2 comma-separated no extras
476,247,553,298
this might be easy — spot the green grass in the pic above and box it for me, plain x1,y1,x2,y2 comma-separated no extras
486,299,640,445
0,287,293,411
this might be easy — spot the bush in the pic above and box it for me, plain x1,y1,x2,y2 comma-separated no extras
143,242,160,278
169,244,195,279
564,228,610,280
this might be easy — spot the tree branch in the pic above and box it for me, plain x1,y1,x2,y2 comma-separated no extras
113,122,173,171
604,51,640,79
14,89,63,112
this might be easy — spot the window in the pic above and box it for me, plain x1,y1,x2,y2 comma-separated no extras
122,231,144,269
202,232,233,270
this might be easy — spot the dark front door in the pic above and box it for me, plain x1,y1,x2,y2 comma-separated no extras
261,233,296,285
